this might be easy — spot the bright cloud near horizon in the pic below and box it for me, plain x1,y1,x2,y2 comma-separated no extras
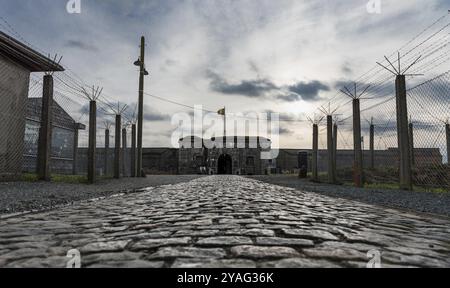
0,0,447,148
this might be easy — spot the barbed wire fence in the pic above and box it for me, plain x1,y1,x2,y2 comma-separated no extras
312,13,450,191
0,14,138,183
18,72,135,181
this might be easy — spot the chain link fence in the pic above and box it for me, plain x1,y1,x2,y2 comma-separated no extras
0,64,135,182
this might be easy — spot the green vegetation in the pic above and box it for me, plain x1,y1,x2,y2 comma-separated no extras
262,172,449,193
343,182,449,194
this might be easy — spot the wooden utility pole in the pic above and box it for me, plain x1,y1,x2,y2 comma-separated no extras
312,123,319,182
114,115,121,179
37,75,54,181
87,100,97,184
137,36,146,178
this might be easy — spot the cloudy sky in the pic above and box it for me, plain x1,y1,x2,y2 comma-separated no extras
0,0,448,148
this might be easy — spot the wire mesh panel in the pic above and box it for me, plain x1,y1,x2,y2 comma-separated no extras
312,14,450,190
406,72,450,188
0,55,30,181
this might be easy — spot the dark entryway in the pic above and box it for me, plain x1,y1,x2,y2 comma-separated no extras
218,154,233,174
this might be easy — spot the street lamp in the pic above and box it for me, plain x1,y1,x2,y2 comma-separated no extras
134,58,150,75
134,36,149,178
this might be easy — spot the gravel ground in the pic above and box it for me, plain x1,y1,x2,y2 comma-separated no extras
0,175,202,215
248,175,450,217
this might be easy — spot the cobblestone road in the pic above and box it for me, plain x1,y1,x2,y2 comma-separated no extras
0,176,449,268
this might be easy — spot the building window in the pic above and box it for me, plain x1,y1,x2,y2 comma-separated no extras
246,156,255,166
24,121,74,159
51,127,74,159
23,120,40,156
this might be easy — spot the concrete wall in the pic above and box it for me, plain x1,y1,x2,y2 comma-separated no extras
0,54,30,181
276,148,443,173
76,148,126,177
75,148,179,176
142,148,178,175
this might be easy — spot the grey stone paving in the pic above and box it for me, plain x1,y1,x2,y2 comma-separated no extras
0,176,449,268
249,175,450,217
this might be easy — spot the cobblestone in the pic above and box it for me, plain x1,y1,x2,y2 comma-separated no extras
0,176,449,268
130,238,191,250
196,236,253,246
256,237,314,247
231,246,301,259
172,258,257,268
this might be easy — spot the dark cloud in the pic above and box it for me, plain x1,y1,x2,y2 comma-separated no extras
276,93,302,102
287,81,330,101
208,70,328,103
64,40,99,52
207,71,277,98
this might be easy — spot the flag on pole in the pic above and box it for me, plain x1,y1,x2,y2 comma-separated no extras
218,107,226,140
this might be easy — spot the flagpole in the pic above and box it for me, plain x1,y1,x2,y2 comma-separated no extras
224,107,226,138
223,107,226,148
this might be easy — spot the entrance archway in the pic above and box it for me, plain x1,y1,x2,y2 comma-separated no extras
218,154,233,175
